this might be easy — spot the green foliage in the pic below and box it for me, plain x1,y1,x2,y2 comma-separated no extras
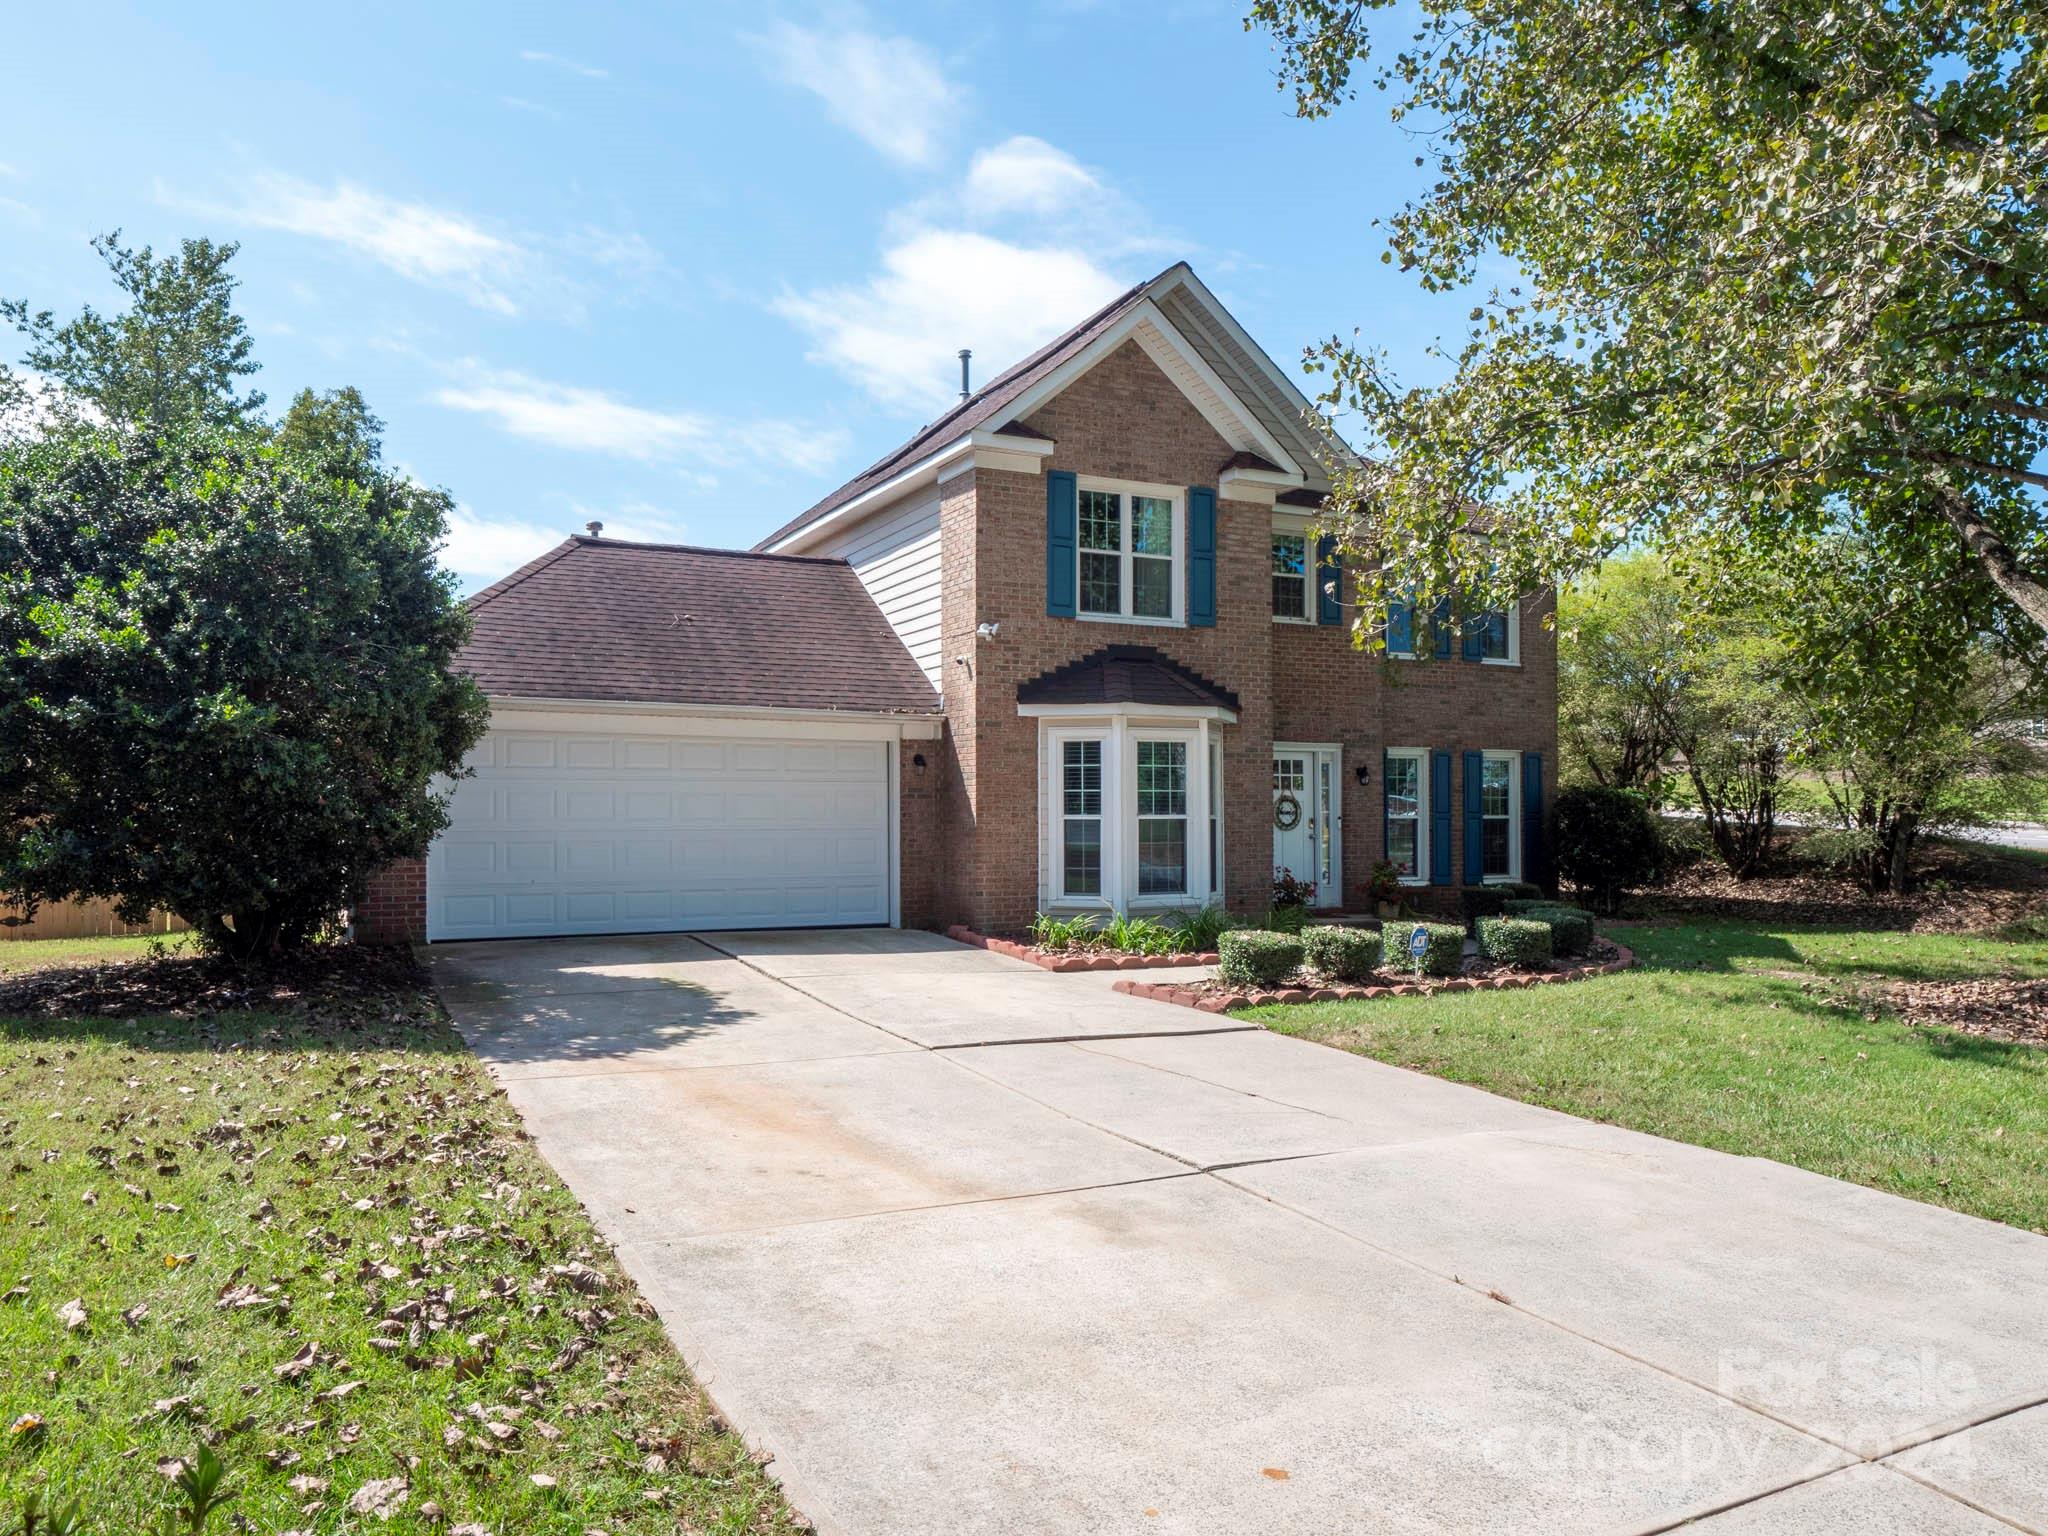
1556,553,1687,795
157,1445,234,1534
0,425,488,957
1655,817,1714,875
14,1489,84,1536
1029,912,1099,952
1458,885,1509,926
1518,904,1594,957
1271,869,1317,908
2,233,263,433
1549,787,1661,916
1218,929,1306,988
1362,858,1403,903
1380,920,1464,977
1250,0,2048,647
1166,904,1237,952
1260,902,1310,935
1477,916,1553,967
1302,924,1379,982
1099,912,1178,956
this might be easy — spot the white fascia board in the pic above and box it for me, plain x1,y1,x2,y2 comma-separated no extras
1218,465,1300,506
487,695,945,740
768,432,1053,555
1015,700,1238,725
999,295,1305,479
1157,266,1358,473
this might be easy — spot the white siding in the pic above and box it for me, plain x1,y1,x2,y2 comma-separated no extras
817,489,943,690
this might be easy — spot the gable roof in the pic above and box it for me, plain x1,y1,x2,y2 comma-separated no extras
756,262,1351,553
460,536,940,715
1016,644,1240,714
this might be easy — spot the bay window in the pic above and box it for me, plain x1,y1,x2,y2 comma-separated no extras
1059,739,1104,899
1077,481,1181,623
1135,740,1188,895
1037,720,1221,911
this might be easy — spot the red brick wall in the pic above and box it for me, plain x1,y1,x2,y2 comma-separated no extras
356,857,425,945
919,334,1558,934
898,735,944,929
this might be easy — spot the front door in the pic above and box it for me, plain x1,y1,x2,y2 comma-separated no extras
1272,745,1339,906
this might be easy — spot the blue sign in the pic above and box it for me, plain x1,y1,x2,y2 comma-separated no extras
1408,924,1431,958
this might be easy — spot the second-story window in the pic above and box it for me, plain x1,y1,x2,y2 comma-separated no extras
1271,531,1311,621
1077,480,1180,623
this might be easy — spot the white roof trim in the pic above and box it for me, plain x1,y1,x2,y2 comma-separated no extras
1016,700,1239,724
999,296,1305,479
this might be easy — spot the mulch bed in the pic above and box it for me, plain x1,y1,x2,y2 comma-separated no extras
1115,938,1633,1013
1883,975,2048,1047
1636,833,2048,933
0,941,439,1029
946,925,1219,972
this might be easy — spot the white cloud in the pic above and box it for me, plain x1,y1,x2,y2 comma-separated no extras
0,161,19,178
0,195,37,226
751,20,962,167
519,49,607,79
438,504,567,586
163,174,531,315
776,229,1126,412
432,365,848,475
963,137,1101,218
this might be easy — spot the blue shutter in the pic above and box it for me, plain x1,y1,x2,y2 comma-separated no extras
1429,750,1453,886
1045,470,1077,617
1460,612,1484,661
1186,485,1216,627
1522,750,1545,890
1462,750,1485,884
1315,535,1341,625
1386,597,1413,655
1432,596,1453,658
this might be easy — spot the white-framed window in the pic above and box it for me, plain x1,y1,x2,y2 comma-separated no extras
1134,739,1189,896
1059,737,1105,900
1384,748,1428,883
1472,604,1520,665
1271,529,1312,621
1077,479,1182,624
1037,720,1219,910
1480,750,1520,880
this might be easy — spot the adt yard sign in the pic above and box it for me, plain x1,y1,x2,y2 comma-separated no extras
1408,925,1431,960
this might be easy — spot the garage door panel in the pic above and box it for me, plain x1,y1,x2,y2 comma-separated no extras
428,727,893,940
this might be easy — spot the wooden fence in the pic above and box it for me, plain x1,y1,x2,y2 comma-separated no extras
0,898,188,943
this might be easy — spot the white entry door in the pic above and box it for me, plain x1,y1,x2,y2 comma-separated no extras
1272,744,1340,904
427,724,892,940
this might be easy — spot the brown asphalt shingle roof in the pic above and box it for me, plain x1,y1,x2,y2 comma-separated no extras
1016,645,1239,713
753,267,1177,551
460,537,940,714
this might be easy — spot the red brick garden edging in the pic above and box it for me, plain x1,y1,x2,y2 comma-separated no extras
1108,941,1636,1014
945,925,1220,973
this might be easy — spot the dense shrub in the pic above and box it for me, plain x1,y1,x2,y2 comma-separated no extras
1797,826,1882,874
1167,904,1237,952
1549,786,1662,914
1499,880,1545,900
1380,920,1466,977
1477,916,1554,967
1654,816,1714,875
1101,913,1178,954
1261,902,1310,935
1218,930,1306,988
1459,885,1510,926
1520,903,1595,955
1302,925,1379,982
1501,898,1551,916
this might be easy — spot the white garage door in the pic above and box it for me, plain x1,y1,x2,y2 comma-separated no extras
428,725,892,941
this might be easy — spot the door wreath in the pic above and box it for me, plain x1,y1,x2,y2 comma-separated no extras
1273,792,1302,831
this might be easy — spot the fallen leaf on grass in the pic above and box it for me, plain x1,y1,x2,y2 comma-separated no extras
529,1473,556,1490
286,1474,329,1496
55,1297,87,1332
121,1302,150,1327
348,1476,408,1519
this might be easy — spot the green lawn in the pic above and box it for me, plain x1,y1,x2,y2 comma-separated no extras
0,932,195,974
0,942,800,1535
1240,920,2048,1234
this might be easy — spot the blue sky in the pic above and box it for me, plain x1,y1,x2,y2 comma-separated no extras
3,0,1468,589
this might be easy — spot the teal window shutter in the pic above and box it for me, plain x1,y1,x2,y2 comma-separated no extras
1432,596,1453,658
1046,470,1077,617
1315,535,1341,625
1461,750,1485,883
1522,750,1545,889
1386,596,1413,655
1186,485,1216,626
1460,614,1484,661
1429,751,1452,885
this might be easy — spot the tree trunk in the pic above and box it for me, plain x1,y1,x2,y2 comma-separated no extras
1941,488,2048,639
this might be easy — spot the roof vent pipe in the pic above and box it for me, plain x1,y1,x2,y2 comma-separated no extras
958,349,972,402
585,520,603,539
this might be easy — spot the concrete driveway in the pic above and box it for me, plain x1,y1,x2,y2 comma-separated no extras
430,929,2048,1536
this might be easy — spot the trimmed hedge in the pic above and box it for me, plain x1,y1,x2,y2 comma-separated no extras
1501,897,1552,916
1302,925,1379,983
1219,930,1306,988
1458,885,1510,925
1478,915,1554,967
1508,902,1594,955
1380,920,1466,977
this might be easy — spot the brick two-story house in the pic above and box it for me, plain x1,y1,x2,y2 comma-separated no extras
360,263,1554,943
